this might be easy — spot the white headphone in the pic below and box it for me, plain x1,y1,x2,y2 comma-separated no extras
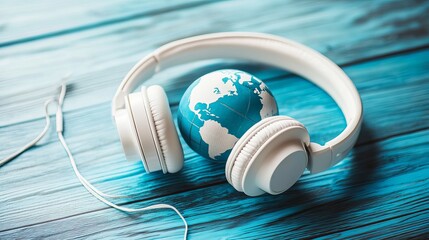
1,32,362,239
112,32,363,196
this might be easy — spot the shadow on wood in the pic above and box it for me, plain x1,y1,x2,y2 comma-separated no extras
230,122,383,234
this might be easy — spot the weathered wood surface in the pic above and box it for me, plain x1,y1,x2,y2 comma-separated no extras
1,0,428,239
1,0,428,126
0,0,212,46
2,129,428,239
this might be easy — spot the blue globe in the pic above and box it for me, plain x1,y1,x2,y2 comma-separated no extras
177,69,279,161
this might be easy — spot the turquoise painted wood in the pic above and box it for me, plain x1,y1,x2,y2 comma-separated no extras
1,0,429,126
1,0,428,239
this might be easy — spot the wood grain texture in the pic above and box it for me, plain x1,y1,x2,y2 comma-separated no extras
0,0,428,239
1,129,428,239
0,0,213,46
1,0,428,126
1,47,428,235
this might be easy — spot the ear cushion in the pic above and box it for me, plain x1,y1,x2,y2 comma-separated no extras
146,85,184,173
226,116,304,191
225,116,293,184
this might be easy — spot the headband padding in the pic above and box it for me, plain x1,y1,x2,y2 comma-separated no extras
227,117,304,191
146,85,184,173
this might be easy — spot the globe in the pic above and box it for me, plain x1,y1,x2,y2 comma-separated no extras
177,69,279,161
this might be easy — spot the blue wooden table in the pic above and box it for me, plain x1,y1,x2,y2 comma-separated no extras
1,1,428,239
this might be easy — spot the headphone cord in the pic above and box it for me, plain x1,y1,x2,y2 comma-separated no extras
55,83,188,240
0,98,55,167
1,82,188,239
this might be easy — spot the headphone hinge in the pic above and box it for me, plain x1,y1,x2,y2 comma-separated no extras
307,142,332,174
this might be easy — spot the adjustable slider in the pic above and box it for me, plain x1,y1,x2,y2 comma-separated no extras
56,81,67,133
56,107,63,133
307,142,332,174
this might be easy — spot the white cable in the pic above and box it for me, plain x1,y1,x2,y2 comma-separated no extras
54,83,127,199
57,132,188,239
55,83,188,239
56,82,128,198
0,81,189,238
0,98,56,167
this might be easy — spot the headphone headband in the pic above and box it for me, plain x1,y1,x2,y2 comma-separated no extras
113,32,362,173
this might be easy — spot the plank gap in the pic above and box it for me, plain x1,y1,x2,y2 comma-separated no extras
0,0,223,48
1,125,428,234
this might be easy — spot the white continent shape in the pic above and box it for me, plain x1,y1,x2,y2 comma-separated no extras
187,69,277,159
189,70,238,120
238,71,277,118
199,120,238,159
258,82,277,118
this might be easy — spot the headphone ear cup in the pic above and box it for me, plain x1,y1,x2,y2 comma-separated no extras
226,116,309,196
114,109,141,162
146,85,184,173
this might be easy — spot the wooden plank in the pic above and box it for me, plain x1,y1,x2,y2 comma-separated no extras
0,0,213,46
1,47,428,232
1,128,427,239
1,0,428,237
318,211,429,239
1,0,428,126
